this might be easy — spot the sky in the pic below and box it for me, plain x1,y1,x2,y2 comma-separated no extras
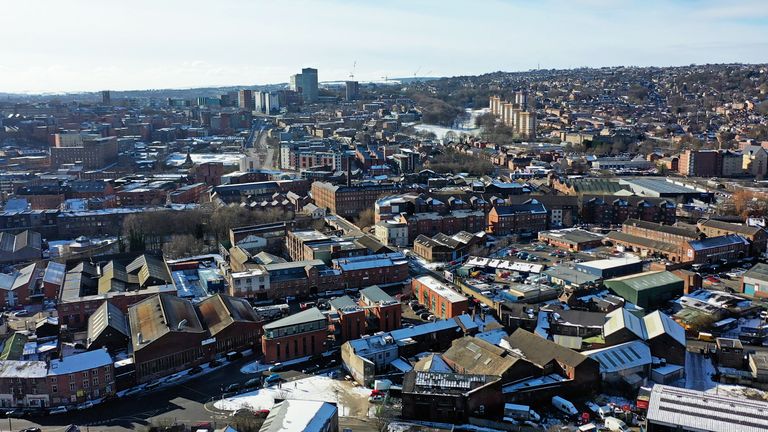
1,0,767,94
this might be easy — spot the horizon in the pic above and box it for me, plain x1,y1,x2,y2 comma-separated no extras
2,0,768,94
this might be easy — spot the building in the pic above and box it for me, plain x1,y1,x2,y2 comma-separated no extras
47,349,115,405
412,276,469,319
583,340,652,387
604,271,684,309
602,308,686,365
129,294,209,383
196,294,262,356
678,149,722,177
502,328,600,389
311,182,405,218
227,267,270,299
742,263,768,297
0,263,40,307
50,136,118,169
290,67,319,103
487,200,547,237
698,219,767,256
359,285,401,333
0,230,41,264
329,296,366,342
263,260,342,300
262,307,327,363
413,231,485,262
645,384,768,432
537,228,605,252
341,316,479,386
0,361,48,408
238,89,254,111
575,257,644,279
683,234,749,265
260,400,338,432
401,371,503,423
374,220,409,247
442,336,538,383
345,81,359,101
86,301,129,353
332,252,409,289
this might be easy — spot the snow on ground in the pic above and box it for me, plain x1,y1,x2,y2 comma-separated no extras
411,109,487,140
707,384,768,401
165,152,243,167
684,351,717,391
214,375,370,416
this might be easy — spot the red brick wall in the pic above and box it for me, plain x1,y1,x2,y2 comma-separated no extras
262,328,327,363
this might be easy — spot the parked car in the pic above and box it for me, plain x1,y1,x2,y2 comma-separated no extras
264,374,282,386
188,366,203,375
244,378,262,389
369,394,385,403
300,301,316,310
226,351,243,361
76,401,95,411
5,409,25,418
48,406,68,415
419,311,432,320
225,383,242,393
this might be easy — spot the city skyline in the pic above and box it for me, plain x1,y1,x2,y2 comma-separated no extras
2,0,768,94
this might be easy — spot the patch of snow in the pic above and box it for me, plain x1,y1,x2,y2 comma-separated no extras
213,375,370,415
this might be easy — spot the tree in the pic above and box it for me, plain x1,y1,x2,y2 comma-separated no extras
162,234,208,259
355,208,375,229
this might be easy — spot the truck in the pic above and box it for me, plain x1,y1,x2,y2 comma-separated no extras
604,417,629,432
503,403,541,422
552,395,579,416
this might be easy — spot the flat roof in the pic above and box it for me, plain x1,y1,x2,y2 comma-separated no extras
415,275,466,303
606,271,683,291
577,257,642,270
647,384,768,432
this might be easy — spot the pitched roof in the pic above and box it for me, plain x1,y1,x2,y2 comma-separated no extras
699,219,764,236
263,307,326,330
87,301,128,349
442,336,523,376
197,294,259,336
129,293,206,351
503,328,590,368
643,310,686,346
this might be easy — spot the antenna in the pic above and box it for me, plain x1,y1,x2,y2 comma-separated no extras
349,61,357,79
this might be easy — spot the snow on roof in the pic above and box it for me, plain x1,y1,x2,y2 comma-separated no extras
415,275,466,303
647,384,768,432
260,399,338,432
577,256,642,270
390,358,413,373
48,348,112,375
0,360,48,378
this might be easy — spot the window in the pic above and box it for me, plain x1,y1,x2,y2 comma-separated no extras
69,383,76,392
52,384,58,393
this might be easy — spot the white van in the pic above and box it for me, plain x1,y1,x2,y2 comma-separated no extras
504,403,541,422
604,417,630,432
552,395,579,416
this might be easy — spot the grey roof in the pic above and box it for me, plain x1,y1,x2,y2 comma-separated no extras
262,307,326,330
87,302,128,348
42,262,66,286
259,400,337,432
699,219,764,237
744,263,768,282
624,218,698,239
647,384,768,432
504,328,591,368
688,234,748,251
360,285,396,304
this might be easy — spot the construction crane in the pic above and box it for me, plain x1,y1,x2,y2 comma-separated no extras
349,60,356,79
413,66,422,78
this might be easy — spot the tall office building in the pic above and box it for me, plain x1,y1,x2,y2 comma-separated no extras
101,90,111,105
345,81,359,101
290,67,319,103
238,89,255,111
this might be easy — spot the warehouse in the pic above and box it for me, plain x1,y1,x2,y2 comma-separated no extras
575,257,644,279
537,228,605,252
742,263,768,297
604,271,684,309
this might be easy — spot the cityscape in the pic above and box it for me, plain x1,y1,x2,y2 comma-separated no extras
2,2,768,432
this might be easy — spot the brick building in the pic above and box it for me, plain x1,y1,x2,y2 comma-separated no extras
581,197,677,227
359,286,401,333
487,200,547,237
329,296,366,343
679,149,722,177
697,219,767,256
332,252,409,289
311,182,405,218
412,276,469,319
47,349,115,405
262,307,328,363
413,231,485,262
50,136,118,169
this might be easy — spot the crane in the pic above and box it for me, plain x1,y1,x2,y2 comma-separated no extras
349,60,356,79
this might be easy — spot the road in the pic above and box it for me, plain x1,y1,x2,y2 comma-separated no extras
9,357,254,431
246,126,276,170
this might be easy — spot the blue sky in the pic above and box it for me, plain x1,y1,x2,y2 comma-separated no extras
1,0,767,93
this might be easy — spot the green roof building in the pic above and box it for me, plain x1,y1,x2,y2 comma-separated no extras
604,271,684,309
